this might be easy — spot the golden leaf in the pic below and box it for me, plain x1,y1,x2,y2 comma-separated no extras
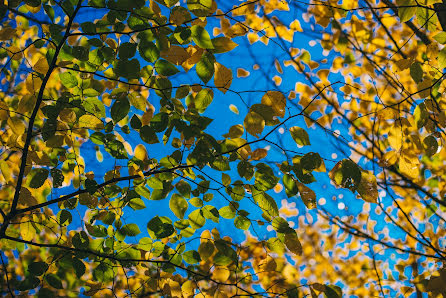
78,115,104,131
261,91,287,118
296,181,316,209
214,62,232,93
34,57,49,74
244,111,265,138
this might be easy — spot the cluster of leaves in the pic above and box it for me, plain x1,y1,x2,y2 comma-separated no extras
1,0,446,297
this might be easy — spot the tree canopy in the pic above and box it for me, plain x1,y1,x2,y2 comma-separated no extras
1,0,446,296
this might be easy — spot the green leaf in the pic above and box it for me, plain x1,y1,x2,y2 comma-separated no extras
130,114,142,129
111,97,130,123
188,209,206,229
283,174,298,197
57,210,72,226
194,88,213,111
410,62,423,83
60,72,77,88
187,0,212,17
72,258,86,278
140,125,159,144
129,197,146,210
183,250,201,264
114,59,140,79
272,217,292,233
25,0,41,7
434,32,446,44
252,190,279,217
325,284,342,298
202,205,219,223
135,185,151,199
137,237,153,251
329,159,362,191
191,25,214,49
88,48,104,65
93,263,114,283
45,274,63,289
147,216,175,239
219,205,237,219
439,48,446,69
155,59,179,76
72,46,89,61
28,261,49,276
234,215,251,230
154,77,172,99
267,237,285,254
169,193,188,219
118,42,137,59
139,41,160,63
214,240,237,266
196,52,215,83
254,163,280,191
284,231,302,255
424,135,438,157
72,231,89,249
29,168,49,188
119,223,141,236
18,276,40,291
398,0,416,22
290,126,310,146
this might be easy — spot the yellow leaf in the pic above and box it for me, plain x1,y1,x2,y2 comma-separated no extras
290,19,303,32
229,104,239,114
26,75,43,92
379,151,398,167
212,37,238,53
388,124,403,151
244,111,265,138
212,267,230,282
20,221,37,241
237,68,250,78
296,181,316,209
78,115,104,130
7,117,25,135
399,154,419,178
34,57,49,74
357,171,378,203
7,45,23,60
17,95,37,114
181,280,195,298
272,75,282,86
134,144,148,161
214,62,232,93
161,45,190,65
0,160,11,182
261,91,287,117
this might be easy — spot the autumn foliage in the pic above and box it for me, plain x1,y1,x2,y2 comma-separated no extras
1,0,446,297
